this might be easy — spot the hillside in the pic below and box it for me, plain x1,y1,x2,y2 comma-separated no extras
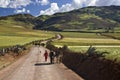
0,14,43,31
34,6,120,32
0,6,120,32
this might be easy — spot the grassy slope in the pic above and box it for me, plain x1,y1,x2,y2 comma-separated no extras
0,21,54,48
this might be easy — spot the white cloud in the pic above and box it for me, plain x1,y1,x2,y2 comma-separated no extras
15,8,30,13
94,0,120,6
74,0,120,7
113,0,120,5
60,3,74,12
72,0,85,8
0,0,10,8
0,0,31,8
39,0,120,15
40,3,59,15
27,10,30,13
40,3,73,15
36,0,49,5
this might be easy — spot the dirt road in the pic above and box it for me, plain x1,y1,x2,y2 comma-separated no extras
0,46,83,80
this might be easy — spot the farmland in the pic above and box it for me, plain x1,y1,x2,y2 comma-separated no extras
53,32,120,61
0,25,54,48
53,32,120,46
0,19,120,61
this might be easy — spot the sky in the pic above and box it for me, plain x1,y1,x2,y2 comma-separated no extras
0,0,120,16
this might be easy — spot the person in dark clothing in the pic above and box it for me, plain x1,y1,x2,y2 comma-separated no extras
49,51,54,64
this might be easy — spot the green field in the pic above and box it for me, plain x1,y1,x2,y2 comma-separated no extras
53,32,120,46
0,16,54,48
1,22,120,61
0,25,54,48
69,46,120,61
53,32,120,61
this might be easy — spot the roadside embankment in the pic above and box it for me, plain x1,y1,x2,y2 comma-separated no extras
46,44,120,80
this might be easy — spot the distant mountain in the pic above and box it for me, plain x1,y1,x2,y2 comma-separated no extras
34,5,120,32
0,6,120,32
0,14,43,30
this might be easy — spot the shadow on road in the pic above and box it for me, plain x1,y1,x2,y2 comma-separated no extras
35,63,51,66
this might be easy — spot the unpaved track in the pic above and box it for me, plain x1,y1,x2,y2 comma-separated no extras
0,46,83,80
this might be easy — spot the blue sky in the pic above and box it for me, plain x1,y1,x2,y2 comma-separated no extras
0,0,120,16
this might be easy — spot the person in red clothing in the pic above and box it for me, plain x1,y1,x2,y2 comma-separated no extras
44,50,48,61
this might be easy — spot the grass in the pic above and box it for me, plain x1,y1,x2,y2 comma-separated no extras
0,22,54,48
54,37,120,46
1,20,120,62
0,31,54,48
79,14,102,20
0,22,55,69
56,32,108,38
103,33,120,39
69,46,120,61
53,32,120,61
53,32,120,46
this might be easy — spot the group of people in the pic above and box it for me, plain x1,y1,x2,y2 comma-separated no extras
43,50,63,64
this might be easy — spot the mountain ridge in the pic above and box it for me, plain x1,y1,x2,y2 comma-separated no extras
0,6,120,32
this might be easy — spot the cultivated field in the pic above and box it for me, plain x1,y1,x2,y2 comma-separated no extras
0,25,54,48
53,32,120,61
53,32,120,46
0,23,120,61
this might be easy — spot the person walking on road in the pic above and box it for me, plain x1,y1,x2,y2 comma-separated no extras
49,51,55,64
44,50,48,62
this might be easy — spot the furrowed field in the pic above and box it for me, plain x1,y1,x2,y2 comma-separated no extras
53,32,120,61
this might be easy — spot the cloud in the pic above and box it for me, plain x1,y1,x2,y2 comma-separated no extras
74,0,120,7
60,3,74,12
15,8,30,13
40,3,73,15
40,3,59,15
0,0,31,8
39,0,120,15
0,0,50,8
35,0,49,5
27,10,30,13
0,0,10,8
72,0,85,8
94,0,120,6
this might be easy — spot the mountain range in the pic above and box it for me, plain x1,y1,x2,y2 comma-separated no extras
0,5,120,32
